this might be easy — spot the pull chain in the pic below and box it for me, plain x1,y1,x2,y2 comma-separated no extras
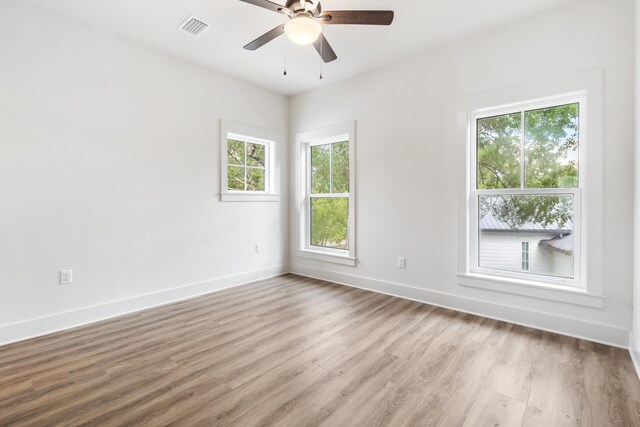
283,35,287,76
319,36,323,80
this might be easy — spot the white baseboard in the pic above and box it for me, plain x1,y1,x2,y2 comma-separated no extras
290,264,629,349
0,265,287,346
630,331,640,380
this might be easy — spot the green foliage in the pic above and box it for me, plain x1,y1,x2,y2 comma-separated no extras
309,141,350,249
228,165,245,190
331,142,349,193
228,139,244,165
311,144,330,194
246,142,265,168
477,113,521,189
246,168,265,191
477,104,578,228
311,198,348,249
480,194,573,230
525,104,579,188
227,139,266,192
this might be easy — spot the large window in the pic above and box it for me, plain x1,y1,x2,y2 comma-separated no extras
298,122,355,265
470,95,583,287
309,140,350,250
220,120,279,202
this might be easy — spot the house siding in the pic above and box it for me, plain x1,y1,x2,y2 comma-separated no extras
479,232,562,276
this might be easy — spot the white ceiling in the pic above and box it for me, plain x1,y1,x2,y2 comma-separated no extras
23,0,576,95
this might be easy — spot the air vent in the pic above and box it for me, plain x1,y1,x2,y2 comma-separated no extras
179,16,209,36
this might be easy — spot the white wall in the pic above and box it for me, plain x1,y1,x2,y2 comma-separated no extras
632,0,640,366
0,0,289,342
290,0,634,346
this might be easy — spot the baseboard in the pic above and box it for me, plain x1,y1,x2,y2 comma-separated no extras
630,331,640,380
0,265,287,346
290,264,629,349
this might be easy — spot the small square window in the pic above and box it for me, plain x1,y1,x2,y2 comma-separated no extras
220,121,279,202
226,139,267,192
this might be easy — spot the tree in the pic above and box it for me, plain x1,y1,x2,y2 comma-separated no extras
477,103,578,229
227,139,266,191
309,141,349,249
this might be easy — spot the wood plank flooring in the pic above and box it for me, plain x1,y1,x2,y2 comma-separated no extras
1,274,639,426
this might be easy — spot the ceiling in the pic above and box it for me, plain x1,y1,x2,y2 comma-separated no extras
23,0,576,95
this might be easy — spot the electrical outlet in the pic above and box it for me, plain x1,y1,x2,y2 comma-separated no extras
255,243,262,253
60,269,72,285
397,257,406,269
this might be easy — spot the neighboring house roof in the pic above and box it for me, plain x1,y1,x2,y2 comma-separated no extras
480,212,573,233
538,234,573,255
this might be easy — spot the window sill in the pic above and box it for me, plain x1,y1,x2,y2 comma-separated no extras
297,249,356,266
220,193,280,202
457,272,604,308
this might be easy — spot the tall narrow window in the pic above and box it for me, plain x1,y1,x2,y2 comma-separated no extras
521,242,530,271
470,96,583,287
298,122,355,265
309,140,350,250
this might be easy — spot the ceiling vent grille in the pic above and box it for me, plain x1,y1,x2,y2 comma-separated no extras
179,16,209,36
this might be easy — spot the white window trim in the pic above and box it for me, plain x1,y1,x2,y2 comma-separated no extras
297,122,356,266
220,120,280,202
469,94,584,289
456,70,605,308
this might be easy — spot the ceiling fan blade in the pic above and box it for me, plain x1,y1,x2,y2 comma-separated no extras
313,34,337,63
238,0,290,15
243,25,285,50
320,11,394,25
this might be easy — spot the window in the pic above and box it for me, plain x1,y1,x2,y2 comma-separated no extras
470,95,583,287
227,138,266,192
220,120,279,202
521,242,529,271
309,141,350,250
298,122,355,265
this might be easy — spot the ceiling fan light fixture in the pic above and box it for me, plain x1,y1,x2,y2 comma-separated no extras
284,15,321,45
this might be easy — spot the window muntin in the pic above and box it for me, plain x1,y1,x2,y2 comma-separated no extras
226,136,269,193
308,140,350,251
471,97,582,287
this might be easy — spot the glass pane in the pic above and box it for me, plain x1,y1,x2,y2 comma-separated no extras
521,242,529,271
246,142,265,168
228,165,245,191
228,139,245,166
478,194,574,279
331,141,349,193
310,197,348,250
246,168,265,191
525,103,579,188
311,144,331,194
477,113,522,189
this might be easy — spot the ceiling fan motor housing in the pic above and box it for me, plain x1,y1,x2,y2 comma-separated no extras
285,0,321,16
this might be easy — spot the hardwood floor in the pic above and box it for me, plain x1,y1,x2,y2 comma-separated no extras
1,274,639,426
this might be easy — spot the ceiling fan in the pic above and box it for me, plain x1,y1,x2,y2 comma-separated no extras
239,0,394,63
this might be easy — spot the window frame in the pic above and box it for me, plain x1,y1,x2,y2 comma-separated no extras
456,71,605,308
220,120,279,202
469,94,585,288
521,241,530,272
297,122,356,266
